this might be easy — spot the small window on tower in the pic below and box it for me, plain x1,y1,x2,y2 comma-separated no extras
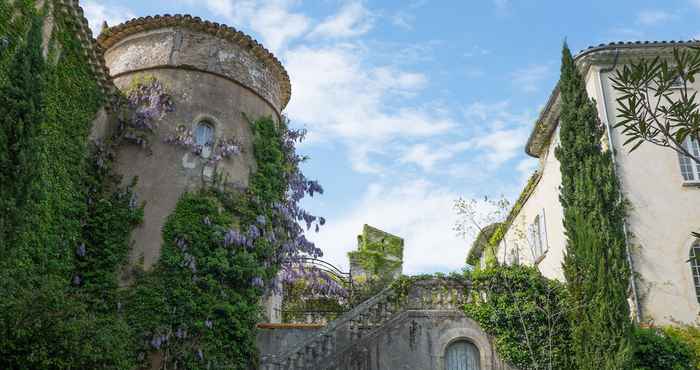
195,121,214,158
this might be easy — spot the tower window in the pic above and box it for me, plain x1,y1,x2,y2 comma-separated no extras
195,122,214,158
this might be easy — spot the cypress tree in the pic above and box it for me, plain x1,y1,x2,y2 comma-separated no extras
555,44,632,369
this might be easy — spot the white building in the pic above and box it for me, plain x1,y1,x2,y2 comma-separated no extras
487,41,700,325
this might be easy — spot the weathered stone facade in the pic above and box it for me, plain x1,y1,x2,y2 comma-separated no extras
98,16,289,270
260,279,514,370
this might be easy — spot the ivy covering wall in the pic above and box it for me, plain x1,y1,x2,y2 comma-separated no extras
0,2,142,368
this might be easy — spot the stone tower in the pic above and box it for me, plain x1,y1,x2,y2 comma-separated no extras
97,15,291,269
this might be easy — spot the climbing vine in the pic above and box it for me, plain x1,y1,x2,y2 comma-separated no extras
464,265,573,370
0,2,327,368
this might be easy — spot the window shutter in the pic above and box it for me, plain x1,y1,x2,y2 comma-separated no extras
539,208,548,253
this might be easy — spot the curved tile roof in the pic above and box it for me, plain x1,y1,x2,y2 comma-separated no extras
97,14,292,109
526,39,700,158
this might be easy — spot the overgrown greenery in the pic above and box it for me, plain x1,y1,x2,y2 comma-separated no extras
555,44,633,369
663,324,700,369
0,3,322,368
0,3,142,368
465,265,573,370
631,326,695,370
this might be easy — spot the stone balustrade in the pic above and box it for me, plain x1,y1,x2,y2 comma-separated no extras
260,278,470,370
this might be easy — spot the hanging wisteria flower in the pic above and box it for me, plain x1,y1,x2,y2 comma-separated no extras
76,243,86,257
119,77,174,147
205,319,213,329
251,276,264,288
223,229,247,247
256,215,266,226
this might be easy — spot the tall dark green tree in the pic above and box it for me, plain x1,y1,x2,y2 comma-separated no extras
555,44,633,370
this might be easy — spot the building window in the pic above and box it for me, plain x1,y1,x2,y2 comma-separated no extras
445,340,480,370
528,210,547,262
678,138,700,183
195,121,214,158
690,241,700,304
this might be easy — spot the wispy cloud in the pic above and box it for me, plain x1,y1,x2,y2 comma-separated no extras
511,64,553,93
637,10,677,26
309,1,374,40
308,179,470,273
82,0,136,35
400,142,471,171
284,43,454,172
181,0,310,53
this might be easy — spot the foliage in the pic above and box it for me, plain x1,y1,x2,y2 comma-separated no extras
464,265,573,370
348,225,403,279
631,326,694,370
123,191,271,369
662,324,700,369
611,47,700,163
0,3,141,368
0,2,326,367
466,222,501,267
460,173,541,268
555,44,633,370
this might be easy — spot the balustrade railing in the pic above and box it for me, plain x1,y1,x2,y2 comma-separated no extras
260,278,470,370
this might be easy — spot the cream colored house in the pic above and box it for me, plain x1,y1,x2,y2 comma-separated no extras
488,40,700,325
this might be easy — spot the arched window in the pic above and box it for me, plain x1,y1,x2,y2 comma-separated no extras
690,241,700,303
195,121,214,158
445,340,480,370
678,138,700,183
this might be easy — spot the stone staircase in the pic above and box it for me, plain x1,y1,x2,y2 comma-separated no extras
260,278,470,370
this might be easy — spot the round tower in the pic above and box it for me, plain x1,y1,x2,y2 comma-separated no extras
98,15,291,269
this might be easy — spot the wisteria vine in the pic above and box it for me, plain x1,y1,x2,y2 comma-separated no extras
164,125,242,164
117,76,174,147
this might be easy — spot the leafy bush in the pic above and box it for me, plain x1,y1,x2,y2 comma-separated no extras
464,264,573,370
662,325,700,369
632,326,694,370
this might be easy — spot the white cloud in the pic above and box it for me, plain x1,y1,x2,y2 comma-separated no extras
284,44,454,172
400,141,471,171
472,127,530,166
184,0,310,53
637,10,677,26
82,0,136,35
511,64,552,93
309,2,374,40
308,180,472,274
516,157,538,183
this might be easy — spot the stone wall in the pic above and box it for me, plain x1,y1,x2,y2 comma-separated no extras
327,310,513,370
257,324,324,361
100,18,287,271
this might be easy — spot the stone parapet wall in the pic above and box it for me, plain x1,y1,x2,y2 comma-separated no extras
99,15,290,113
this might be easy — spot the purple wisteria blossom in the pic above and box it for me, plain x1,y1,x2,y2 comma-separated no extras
76,243,86,257
119,78,174,147
251,276,265,288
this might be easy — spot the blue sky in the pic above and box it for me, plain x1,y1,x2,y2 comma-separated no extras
84,0,699,274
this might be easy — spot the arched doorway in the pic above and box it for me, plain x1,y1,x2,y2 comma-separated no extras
445,340,480,370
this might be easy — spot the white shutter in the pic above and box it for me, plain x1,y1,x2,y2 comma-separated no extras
539,208,548,254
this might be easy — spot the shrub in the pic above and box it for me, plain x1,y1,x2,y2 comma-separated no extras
632,326,694,370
